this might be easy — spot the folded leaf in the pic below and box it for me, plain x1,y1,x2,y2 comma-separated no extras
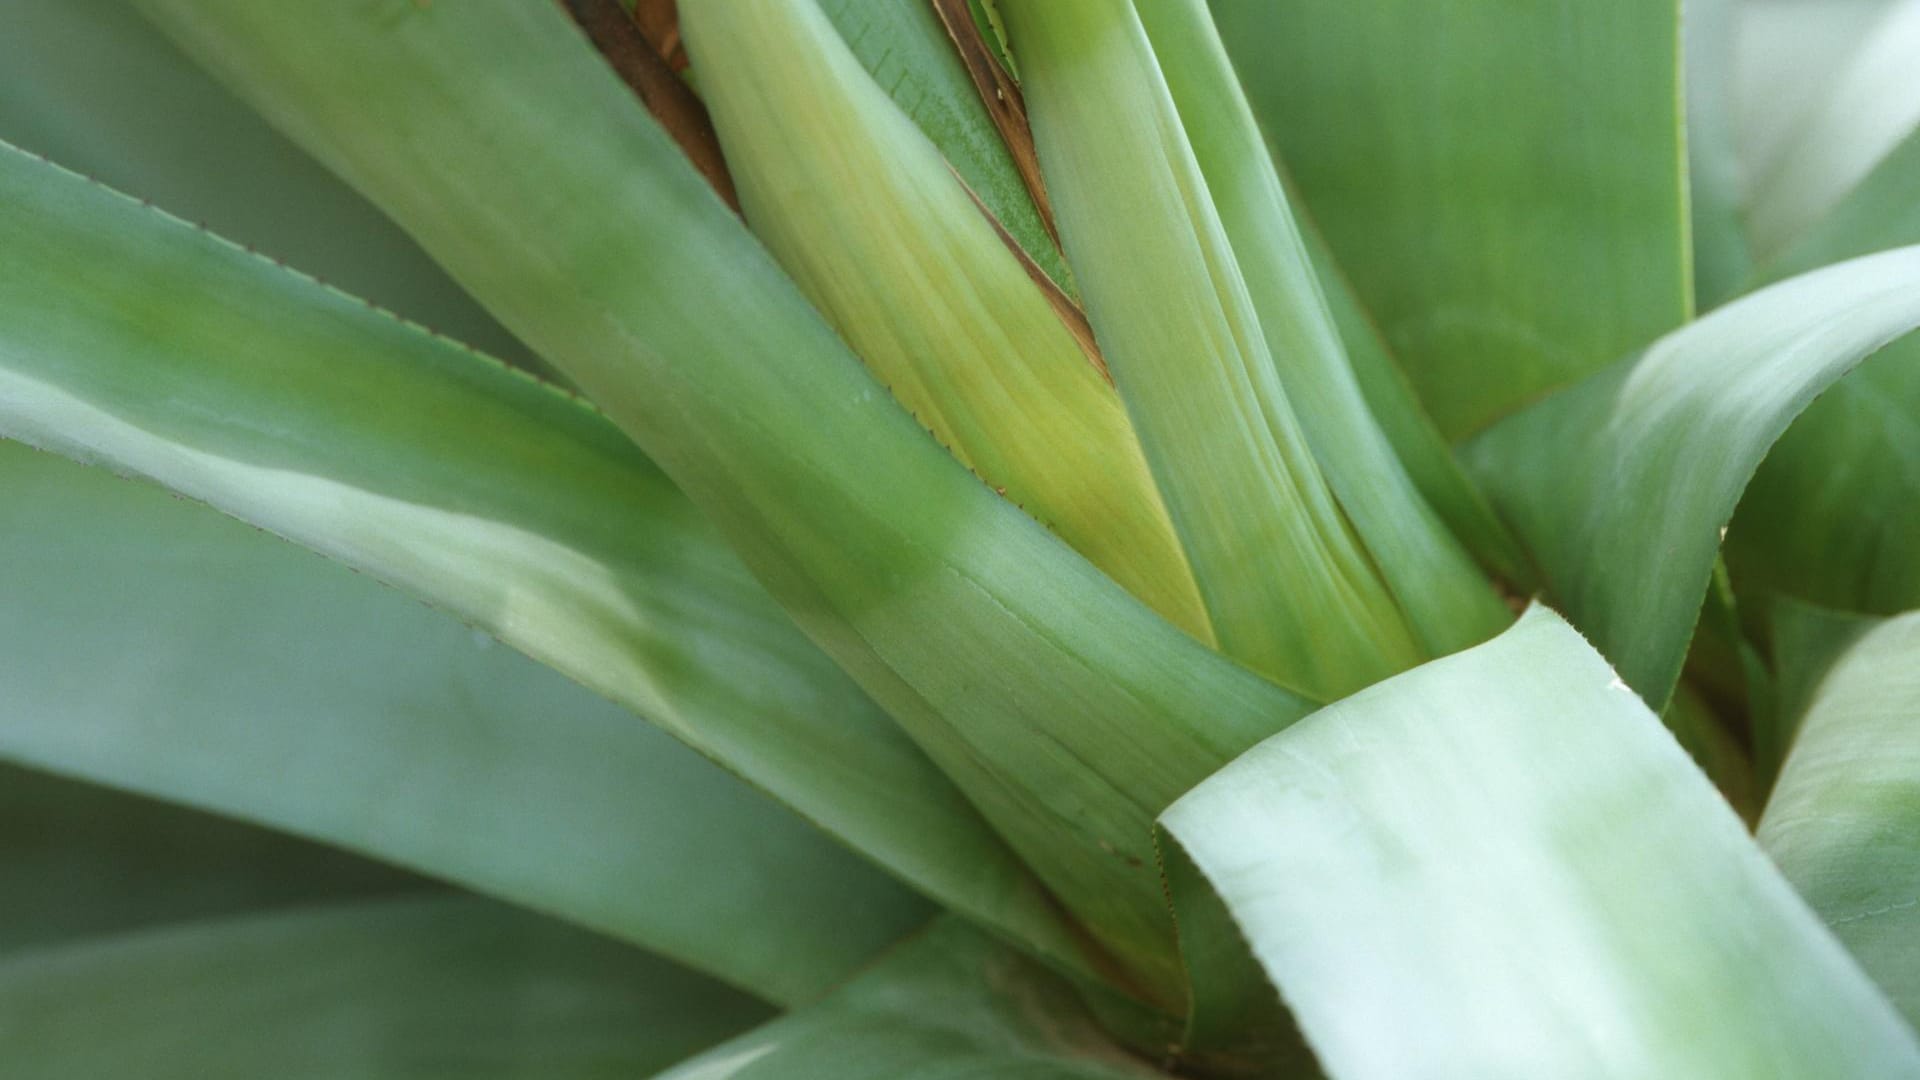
1162,605,1920,1079
1135,0,1509,659
0,896,769,1078
683,0,1208,638
1760,601,1920,1025
1463,245,1920,709
0,764,422,956
135,0,1319,1002
1213,0,1690,439
656,919,1164,1080
0,143,1066,983
0,440,926,1004
1002,0,1423,698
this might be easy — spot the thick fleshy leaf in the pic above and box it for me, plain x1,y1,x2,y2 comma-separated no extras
0,764,423,956
1733,0,1901,193
1162,605,1920,1079
1002,0,1423,699
1133,0,1508,660
136,0,1320,1002
656,919,1164,1080
0,144,1069,980
1213,0,1690,439
0,896,769,1077
1743,0,1920,261
1760,602,1920,1024
0,440,926,1005
1463,246,1920,709
816,0,1070,293
682,0,1209,639
0,0,534,370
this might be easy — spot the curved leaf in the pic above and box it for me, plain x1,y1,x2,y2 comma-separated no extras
656,919,1164,1080
0,144,1063,981
0,896,769,1078
0,440,926,1004
1760,602,1920,1025
136,0,1319,1002
1463,245,1920,709
1213,0,1690,439
1162,605,1920,1079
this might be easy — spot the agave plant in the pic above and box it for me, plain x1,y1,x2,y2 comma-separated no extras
3,0,1919,1074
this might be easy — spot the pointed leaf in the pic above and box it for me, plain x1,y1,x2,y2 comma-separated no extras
1463,246,1920,709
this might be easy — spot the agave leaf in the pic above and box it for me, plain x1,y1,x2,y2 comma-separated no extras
1725,117,1920,617
1133,0,1509,659
1759,601,1920,1024
1285,175,1538,590
0,896,769,1078
1733,0,1902,192
816,0,1070,294
1213,0,1690,440
1685,0,1755,309
0,0,536,372
1001,0,1423,699
0,143,1097,982
1463,246,1920,710
681,0,1209,638
1161,605,1920,1079
135,0,1320,1001
0,765,424,956
1743,0,1920,261
0,441,929,1004
656,919,1165,1080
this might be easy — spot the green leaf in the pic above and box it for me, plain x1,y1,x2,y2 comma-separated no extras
1001,0,1423,698
1760,601,1920,1025
816,0,1070,293
1161,605,1920,1079
0,440,927,1005
0,764,424,956
134,0,1319,1002
1134,0,1509,659
1684,0,1755,308
1213,0,1691,439
1463,245,1920,709
0,143,1073,985
656,919,1165,1080
0,896,769,1078
681,0,1209,639
1743,0,1920,262
0,0,536,372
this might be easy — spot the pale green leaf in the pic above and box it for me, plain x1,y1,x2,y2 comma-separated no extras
1213,0,1691,439
657,919,1164,1080
135,0,1319,1002
682,0,1209,638
1162,605,1920,1079
1463,245,1920,709
1760,601,1920,1024
0,439,927,1004
0,896,769,1078
1686,0,1756,308
0,144,1067,985
1001,0,1423,699
1135,0,1509,659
